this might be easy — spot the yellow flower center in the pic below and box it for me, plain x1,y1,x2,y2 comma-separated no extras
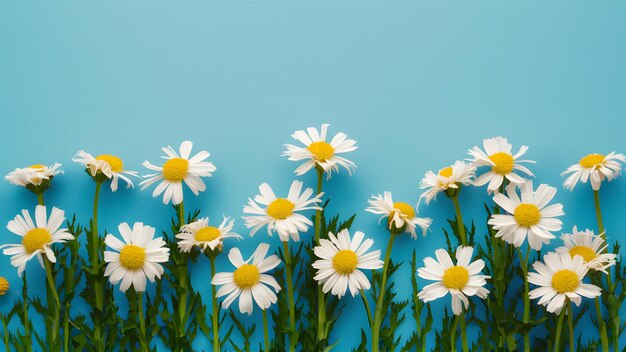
267,198,295,220
551,269,579,293
119,244,146,270
438,166,453,178
0,277,9,295
96,154,124,172
308,141,335,162
29,164,45,172
489,152,515,175
389,202,415,221
162,158,189,182
195,226,221,242
579,153,605,169
22,228,52,254
569,246,597,263
442,266,470,289
233,264,260,289
332,250,358,274
514,203,541,228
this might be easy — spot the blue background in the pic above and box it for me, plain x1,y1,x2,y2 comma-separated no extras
1,1,626,350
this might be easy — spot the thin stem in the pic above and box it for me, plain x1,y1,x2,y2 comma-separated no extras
92,181,104,351
451,195,467,246
282,241,297,352
209,253,220,352
137,292,148,352
516,243,531,352
63,302,70,352
44,258,60,344
371,232,397,352
262,309,270,352
592,278,609,352
359,289,373,328
176,202,188,342
314,167,326,342
460,312,469,352
593,190,605,238
178,202,185,228
592,190,614,352
554,308,566,352
2,316,10,352
37,193,44,206
568,302,574,352
22,275,32,352
450,315,459,352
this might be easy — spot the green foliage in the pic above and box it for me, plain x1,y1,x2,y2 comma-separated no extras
369,258,405,352
229,310,255,352
400,250,433,352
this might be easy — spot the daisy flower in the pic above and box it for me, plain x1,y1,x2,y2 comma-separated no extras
528,251,601,314
312,229,383,299
5,163,63,190
417,246,490,315
1,205,74,276
556,226,616,274
468,136,535,193
365,191,432,238
72,151,138,191
488,181,564,250
175,216,242,253
140,141,216,205
104,222,170,292
419,161,476,205
561,152,626,191
211,243,281,315
242,180,323,242
283,123,357,177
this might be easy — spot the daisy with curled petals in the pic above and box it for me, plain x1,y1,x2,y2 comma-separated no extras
175,216,242,253
561,152,626,191
73,151,138,191
140,141,216,205
468,136,535,193
556,226,616,274
312,229,383,299
365,191,431,238
104,222,170,292
5,163,63,194
242,180,323,242
1,205,74,276
419,160,476,205
282,123,357,177
211,243,281,315
488,181,564,251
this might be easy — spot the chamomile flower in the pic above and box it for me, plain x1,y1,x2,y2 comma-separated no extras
211,243,281,315
5,163,63,191
419,161,476,205
528,251,601,314
0,277,8,295
104,222,170,292
561,152,626,191
312,229,383,298
140,141,216,205
468,137,535,193
417,246,490,315
72,151,138,191
283,123,357,177
175,216,242,253
556,226,616,274
1,205,73,276
365,192,432,238
242,180,323,242
488,181,564,250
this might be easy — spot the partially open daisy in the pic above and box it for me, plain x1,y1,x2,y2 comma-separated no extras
365,191,432,238
72,151,138,191
312,229,383,299
1,205,73,276
140,141,216,205
104,222,170,292
468,136,535,193
419,161,476,205
561,152,626,191
556,226,616,274
282,123,357,177
242,180,323,242
417,246,490,315
176,216,242,253
528,251,601,314
5,163,63,191
488,181,564,250
211,243,281,315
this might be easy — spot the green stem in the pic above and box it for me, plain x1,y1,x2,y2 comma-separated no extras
37,193,44,206
91,181,104,352
314,167,326,342
262,309,270,352
460,312,469,352
282,241,297,352
592,277,609,352
451,195,467,246
360,289,373,328
22,275,32,352
137,292,148,352
371,232,397,352
63,302,70,352
554,308,566,352
567,302,574,352
593,190,605,238
176,202,188,342
450,315,459,352
209,253,220,351
2,316,10,352
592,190,614,352
44,258,60,344
516,244,531,352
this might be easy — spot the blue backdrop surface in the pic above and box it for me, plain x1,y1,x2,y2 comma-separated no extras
1,1,626,350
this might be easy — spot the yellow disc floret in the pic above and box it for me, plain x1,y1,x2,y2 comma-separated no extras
552,269,579,293
29,164,45,172
195,226,221,242
332,250,358,274
96,154,124,172
442,266,470,289
162,158,189,182
569,246,597,263
267,198,295,220
0,277,9,295
514,203,541,228
579,154,605,169
489,152,515,175
22,228,52,254
392,202,415,219
438,166,453,178
119,244,146,270
308,141,335,162
233,264,260,289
